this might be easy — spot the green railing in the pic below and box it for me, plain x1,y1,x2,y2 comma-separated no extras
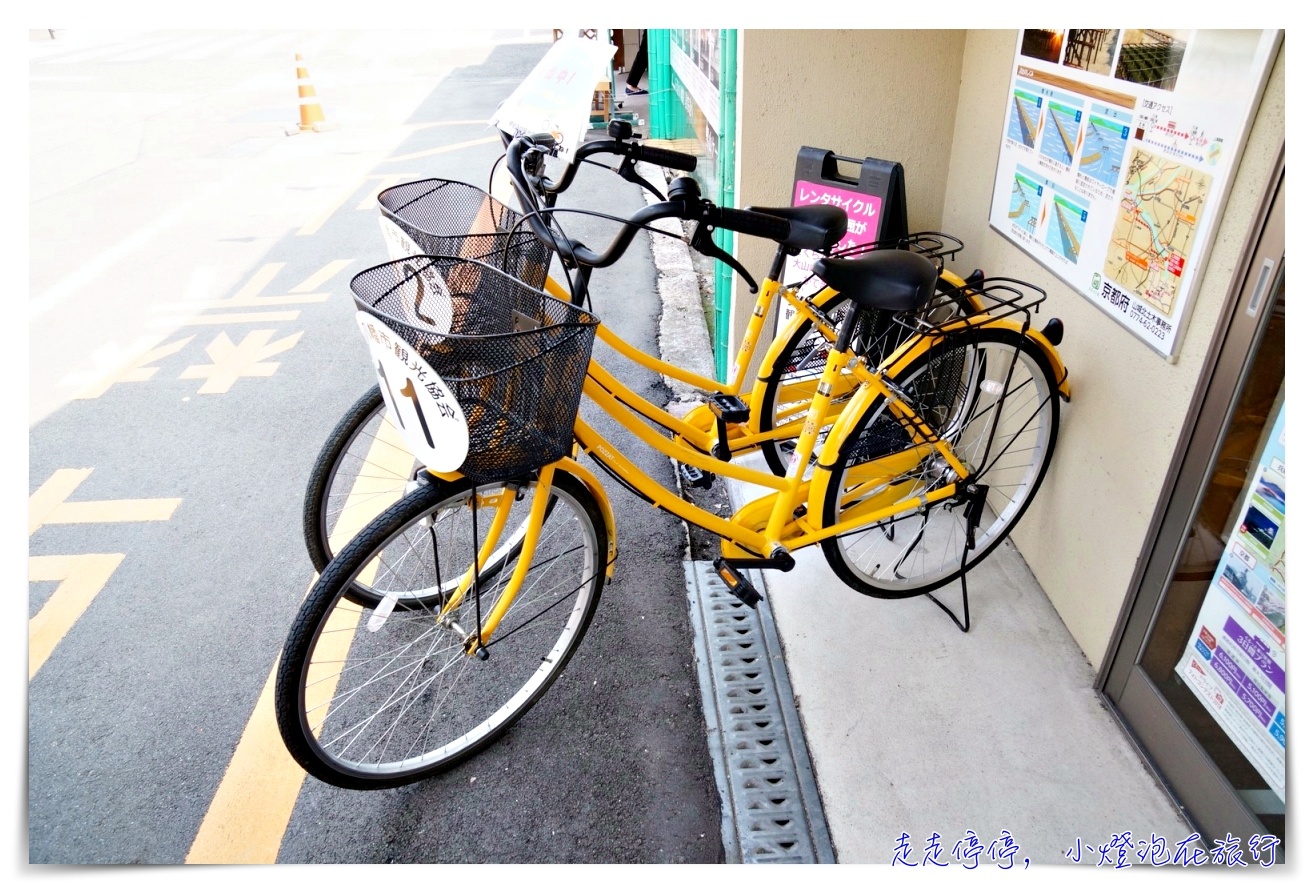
649,29,738,381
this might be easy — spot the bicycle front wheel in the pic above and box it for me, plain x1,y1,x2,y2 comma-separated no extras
819,327,1059,597
277,471,607,789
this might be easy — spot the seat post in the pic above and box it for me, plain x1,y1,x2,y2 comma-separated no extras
766,242,791,284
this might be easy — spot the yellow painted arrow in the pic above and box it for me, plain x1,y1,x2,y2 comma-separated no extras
180,330,303,394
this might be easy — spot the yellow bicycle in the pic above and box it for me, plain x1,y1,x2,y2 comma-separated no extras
275,148,1071,788
302,126,981,579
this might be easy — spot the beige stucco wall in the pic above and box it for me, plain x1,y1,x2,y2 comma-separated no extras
940,32,1284,664
733,30,1286,666
734,29,966,371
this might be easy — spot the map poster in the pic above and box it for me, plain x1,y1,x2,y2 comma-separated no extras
1175,402,1286,801
988,30,1281,358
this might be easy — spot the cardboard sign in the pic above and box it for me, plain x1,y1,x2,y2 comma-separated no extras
785,146,909,290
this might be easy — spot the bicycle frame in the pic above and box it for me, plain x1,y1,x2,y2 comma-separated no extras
447,309,1070,650
544,264,982,458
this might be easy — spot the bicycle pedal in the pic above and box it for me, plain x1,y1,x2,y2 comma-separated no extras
681,464,714,490
713,559,762,608
708,394,750,424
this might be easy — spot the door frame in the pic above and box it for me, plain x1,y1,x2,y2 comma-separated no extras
1098,144,1285,848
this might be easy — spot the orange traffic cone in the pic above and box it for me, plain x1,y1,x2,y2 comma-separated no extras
295,53,327,132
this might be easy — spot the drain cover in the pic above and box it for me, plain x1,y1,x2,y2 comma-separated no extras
684,561,835,863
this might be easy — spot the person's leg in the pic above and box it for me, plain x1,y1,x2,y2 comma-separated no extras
626,31,648,93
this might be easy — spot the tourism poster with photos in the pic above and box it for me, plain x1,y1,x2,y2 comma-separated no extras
1175,402,1286,801
987,30,1281,359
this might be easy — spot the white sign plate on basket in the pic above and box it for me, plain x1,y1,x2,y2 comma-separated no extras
379,216,423,260
355,312,468,474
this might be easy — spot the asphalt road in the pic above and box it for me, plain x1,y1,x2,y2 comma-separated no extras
27,29,723,865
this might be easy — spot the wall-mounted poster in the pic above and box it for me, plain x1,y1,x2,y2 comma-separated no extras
1174,402,1286,801
988,29,1281,359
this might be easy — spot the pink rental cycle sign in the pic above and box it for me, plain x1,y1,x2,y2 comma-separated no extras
784,180,884,287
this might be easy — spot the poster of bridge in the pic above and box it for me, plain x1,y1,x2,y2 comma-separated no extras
988,29,1281,358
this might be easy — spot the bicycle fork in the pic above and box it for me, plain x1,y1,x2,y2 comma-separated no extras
437,467,559,657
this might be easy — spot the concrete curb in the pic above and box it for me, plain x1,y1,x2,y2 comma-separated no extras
635,161,717,410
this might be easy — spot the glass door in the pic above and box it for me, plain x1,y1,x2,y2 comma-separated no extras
1101,156,1285,860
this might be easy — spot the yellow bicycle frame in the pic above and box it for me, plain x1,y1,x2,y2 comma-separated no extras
442,264,1053,646
451,310,1069,648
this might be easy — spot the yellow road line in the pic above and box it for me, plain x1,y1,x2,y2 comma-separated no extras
388,135,500,163
407,120,489,129
44,499,182,526
30,468,182,534
292,260,353,293
74,336,195,400
298,131,499,235
233,263,283,301
356,175,421,211
185,311,301,325
186,420,415,863
29,553,125,680
195,295,327,308
30,468,93,534
185,597,311,864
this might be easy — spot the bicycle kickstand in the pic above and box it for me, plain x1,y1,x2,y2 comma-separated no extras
923,483,989,633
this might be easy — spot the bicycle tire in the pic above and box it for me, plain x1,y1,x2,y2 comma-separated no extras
758,279,981,476
819,327,1059,597
302,386,419,575
277,471,607,789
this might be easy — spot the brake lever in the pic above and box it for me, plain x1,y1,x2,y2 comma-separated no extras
615,154,667,201
689,221,759,293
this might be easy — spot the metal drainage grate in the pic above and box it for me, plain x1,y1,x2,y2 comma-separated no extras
684,560,835,863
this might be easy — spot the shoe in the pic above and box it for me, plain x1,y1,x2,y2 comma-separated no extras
625,86,647,96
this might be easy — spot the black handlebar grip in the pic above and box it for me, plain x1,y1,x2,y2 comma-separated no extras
634,144,698,172
714,206,792,242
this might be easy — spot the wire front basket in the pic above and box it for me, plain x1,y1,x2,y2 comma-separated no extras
378,178,553,291
352,256,598,483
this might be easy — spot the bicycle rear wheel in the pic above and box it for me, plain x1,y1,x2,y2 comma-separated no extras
302,386,419,574
819,327,1059,597
276,471,606,789
758,281,982,476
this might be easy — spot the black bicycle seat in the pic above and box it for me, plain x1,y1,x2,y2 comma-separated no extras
812,250,939,313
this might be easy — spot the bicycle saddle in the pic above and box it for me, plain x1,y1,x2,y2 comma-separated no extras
744,204,847,252
812,250,939,313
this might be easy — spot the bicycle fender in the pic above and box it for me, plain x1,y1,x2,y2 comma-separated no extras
555,457,619,580
987,319,1072,402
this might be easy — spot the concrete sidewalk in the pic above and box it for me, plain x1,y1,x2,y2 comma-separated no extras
722,453,1195,866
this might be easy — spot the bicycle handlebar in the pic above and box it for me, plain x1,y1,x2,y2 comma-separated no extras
699,204,793,243
626,142,700,173
505,135,791,293
521,125,699,198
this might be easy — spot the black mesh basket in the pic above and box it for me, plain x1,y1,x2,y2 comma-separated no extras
378,178,552,291
352,256,598,483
